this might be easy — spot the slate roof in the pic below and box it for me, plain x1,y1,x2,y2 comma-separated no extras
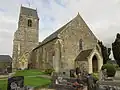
20,6,38,18
41,13,97,45
33,13,98,50
0,55,12,62
75,49,93,61
33,18,72,50
41,20,72,45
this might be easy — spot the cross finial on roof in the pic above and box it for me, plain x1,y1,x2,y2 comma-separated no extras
77,12,80,16
27,0,31,7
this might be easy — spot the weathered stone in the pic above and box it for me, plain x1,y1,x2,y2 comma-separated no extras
114,70,120,80
12,6,103,75
30,13,103,75
12,6,39,69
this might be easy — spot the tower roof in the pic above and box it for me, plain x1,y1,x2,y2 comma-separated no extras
20,6,38,18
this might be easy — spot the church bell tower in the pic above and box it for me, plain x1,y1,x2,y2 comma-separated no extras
12,6,39,69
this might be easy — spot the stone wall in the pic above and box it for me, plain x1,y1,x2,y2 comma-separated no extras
75,61,88,72
35,39,57,70
58,14,98,73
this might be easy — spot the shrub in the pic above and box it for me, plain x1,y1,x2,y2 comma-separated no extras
91,73,99,81
101,64,116,77
45,68,55,75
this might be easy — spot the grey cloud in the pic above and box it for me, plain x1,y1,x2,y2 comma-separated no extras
0,31,13,56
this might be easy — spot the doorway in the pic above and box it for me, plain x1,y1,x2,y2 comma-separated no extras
92,55,98,72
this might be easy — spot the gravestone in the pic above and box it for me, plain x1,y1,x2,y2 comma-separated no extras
86,75,94,90
99,69,108,81
114,70,120,80
70,69,75,77
7,76,24,90
76,67,81,75
99,70,103,81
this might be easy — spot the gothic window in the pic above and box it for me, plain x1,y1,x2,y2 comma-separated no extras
52,51,55,56
28,19,32,27
79,39,83,50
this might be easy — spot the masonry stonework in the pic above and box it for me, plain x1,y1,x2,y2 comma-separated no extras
12,6,103,74
12,6,39,69
31,13,103,75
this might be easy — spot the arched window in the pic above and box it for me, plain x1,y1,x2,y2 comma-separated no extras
28,19,32,27
79,39,83,50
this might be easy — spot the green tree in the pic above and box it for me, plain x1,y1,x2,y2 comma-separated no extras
112,33,120,67
98,41,111,64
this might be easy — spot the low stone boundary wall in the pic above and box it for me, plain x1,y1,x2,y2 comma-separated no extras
0,72,15,78
99,80,120,90
0,75,8,78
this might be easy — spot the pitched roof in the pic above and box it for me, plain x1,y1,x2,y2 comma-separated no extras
33,18,72,50
33,13,98,50
20,6,38,18
75,49,93,61
42,20,72,45
42,13,97,44
38,14,82,47
0,55,12,62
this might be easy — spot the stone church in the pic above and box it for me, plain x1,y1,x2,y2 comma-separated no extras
12,6,103,74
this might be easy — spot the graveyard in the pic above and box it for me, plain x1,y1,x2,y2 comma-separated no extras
0,63,120,90
0,69,51,90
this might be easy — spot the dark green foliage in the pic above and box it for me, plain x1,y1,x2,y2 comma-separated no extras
101,64,116,77
114,64,119,68
98,41,111,64
44,68,55,75
112,33,120,67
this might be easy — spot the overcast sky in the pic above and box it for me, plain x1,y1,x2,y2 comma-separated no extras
0,0,120,58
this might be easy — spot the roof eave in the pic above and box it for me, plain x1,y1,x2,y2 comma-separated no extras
33,37,59,51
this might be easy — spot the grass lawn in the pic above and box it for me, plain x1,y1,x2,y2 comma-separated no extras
14,69,45,76
0,79,7,90
0,69,51,90
24,77,51,87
